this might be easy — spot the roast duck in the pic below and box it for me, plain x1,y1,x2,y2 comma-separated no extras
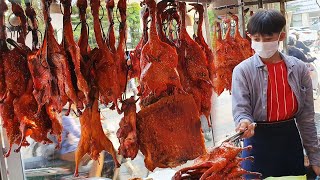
213,16,253,95
0,0,260,178
173,142,261,180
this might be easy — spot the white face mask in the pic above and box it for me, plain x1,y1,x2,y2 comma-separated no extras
251,36,280,59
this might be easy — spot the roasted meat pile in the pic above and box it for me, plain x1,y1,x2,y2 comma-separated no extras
0,1,61,156
173,142,261,180
0,0,259,178
131,0,209,171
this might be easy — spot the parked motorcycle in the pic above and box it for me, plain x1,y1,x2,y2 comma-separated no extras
306,60,320,100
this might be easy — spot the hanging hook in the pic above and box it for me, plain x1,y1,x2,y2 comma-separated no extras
98,5,107,41
59,3,65,15
37,29,43,46
115,7,121,24
99,5,105,21
74,22,82,32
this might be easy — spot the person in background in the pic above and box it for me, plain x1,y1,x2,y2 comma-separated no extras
287,36,316,63
313,30,320,52
126,50,139,97
57,110,104,177
232,9,320,179
293,32,310,54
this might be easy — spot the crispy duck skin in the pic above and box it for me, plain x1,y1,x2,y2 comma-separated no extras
226,166,261,179
222,156,254,173
25,3,52,113
156,1,171,45
25,3,39,50
185,3,214,123
223,18,244,67
42,0,80,111
213,22,232,95
190,3,215,80
173,3,212,122
0,0,8,98
117,96,138,159
13,80,52,152
47,22,78,110
173,142,261,180
172,159,226,180
61,0,89,105
90,0,120,112
231,14,253,59
106,0,116,53
195,142,252,163
198,158,229,180
137,93,206,171
11,2,27,44
128,9,149,80
44,90,63,147
115,0,129,95
74,92,120,177
177,2,211,84
2,42,30,98
0,92,26,157
140,0,179,70
27,38,52,113
161,8,180,46
140,0,183,100
77,0,91,58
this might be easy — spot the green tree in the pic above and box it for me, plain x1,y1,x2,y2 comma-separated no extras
71,1,141,50
5,1,141,50
126,2,141,49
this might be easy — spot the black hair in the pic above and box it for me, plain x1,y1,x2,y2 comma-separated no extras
288,36,295,46
247,9,286,36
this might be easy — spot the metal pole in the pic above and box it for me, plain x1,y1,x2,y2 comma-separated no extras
238,0,246,38
0,118,25,180
1,129,25,180
203,3,212,49
0,128,8,180
280,0,288,53
258,0,263,8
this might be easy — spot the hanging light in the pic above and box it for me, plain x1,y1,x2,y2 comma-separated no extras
8,14,20,27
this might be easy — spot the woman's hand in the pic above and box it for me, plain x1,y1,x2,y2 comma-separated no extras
312,165,320,176
236,119,257,139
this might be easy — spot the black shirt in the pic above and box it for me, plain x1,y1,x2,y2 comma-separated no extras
295,41,310,54
288,46,308,62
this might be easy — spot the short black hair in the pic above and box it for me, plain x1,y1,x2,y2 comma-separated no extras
247,9,286,36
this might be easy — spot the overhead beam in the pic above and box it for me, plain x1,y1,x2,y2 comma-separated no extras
244,0,295,6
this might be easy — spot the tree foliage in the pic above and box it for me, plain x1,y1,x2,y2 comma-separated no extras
4,1,141,50
71,1,141,49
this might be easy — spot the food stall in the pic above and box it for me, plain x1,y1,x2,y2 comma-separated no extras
0,0,319,179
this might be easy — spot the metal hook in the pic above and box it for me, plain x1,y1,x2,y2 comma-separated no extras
86,22,90,38
98,5,107,41
115,7,121,24
99,5,105,21
74,22,82,32
37,29,43,45
59,3,65,15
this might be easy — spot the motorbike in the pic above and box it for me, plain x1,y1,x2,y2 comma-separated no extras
305,54,320,100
